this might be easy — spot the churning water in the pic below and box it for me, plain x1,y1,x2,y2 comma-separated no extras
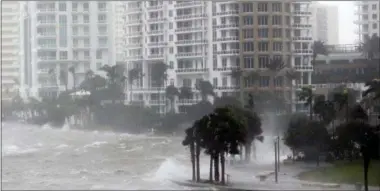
1,122,288,190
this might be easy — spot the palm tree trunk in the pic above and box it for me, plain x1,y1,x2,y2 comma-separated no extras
310,103,313,121
245,142,252,162
214,152,220,182
363,153,370,191
220,152,226,185
209,154,213,182
239,144,243,161
190,141,196,181
195,140,201,182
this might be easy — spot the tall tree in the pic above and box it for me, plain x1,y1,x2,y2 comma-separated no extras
361,34,380,76
69,66,76,91
311,40,329,66
165,85,179,112
59,69,68,91
196,80,214,101
128,67,143,103
100,64,127,104
151,63,168,113
182,127,196,181
298,86,314,120
266,57,286,113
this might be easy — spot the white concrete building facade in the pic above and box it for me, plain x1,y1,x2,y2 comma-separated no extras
24,1,116,98
123,1,314,114
310,2,339,44
354,1,380,42
1,1,24,101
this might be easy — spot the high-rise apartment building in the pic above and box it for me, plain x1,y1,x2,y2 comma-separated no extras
124,1,313,113
1,2,23,101
354,1,380,42
23,1,116,98
310,2,339,44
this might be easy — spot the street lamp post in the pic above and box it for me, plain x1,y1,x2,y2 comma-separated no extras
277,136,280,172
274,137,278,183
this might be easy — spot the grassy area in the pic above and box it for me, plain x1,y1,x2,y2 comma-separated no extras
298,160,380,186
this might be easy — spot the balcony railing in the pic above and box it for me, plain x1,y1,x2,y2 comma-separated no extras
175,40,207,45
213,11,239,16
175,1,202,8
294,66,313,70
147,54,164,59
292,24,312,28
293,49,312,54
325,44,361,53
147,30,164,35
175,14,207,20
216,50,240,55
147,17,166,23
215,37,239,41
147,5,163,10
149,100,165,105
175,68,209,73
176,99,201,104
214,86,238,90
213,24,239,29
175,27,206,32
148,42,168,46
213,67,239,72
175,52,205,57
292,36,312,41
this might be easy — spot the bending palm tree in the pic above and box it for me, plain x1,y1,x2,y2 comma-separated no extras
196,80,214,101
361,34,380,77
128,67,143,103
165,85,179,112
298,86,314,120
59,69,68,91
151,62,168,113
100,64,127,104
311,41,329,66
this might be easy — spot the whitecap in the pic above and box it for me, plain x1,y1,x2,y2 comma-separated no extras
83,141,107,148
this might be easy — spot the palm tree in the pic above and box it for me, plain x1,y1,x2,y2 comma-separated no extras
165,85,179,112
48,68,58,97
182,126,196,181
100,64,126,104
311,40,329,66
230,68,243,102
298,86,314,120
179,86,193,100
361,34,379,76
128,67,143,103
151,63,168,113
266,57,286,113
59,69,68,91
196,80,214,101
69,66,76,91
285,69,301,113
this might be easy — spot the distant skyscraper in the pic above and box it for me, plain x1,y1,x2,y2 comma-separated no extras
23,1,116,98
1,1,23,101
310,2,339,44
124,1,314,113
354,1,380,42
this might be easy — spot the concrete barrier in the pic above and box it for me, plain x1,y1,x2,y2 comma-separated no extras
301,182,341,188
255,171,275,182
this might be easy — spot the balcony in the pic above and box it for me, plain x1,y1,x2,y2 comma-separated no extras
215,37,239,42
175,14,207,20
147,5,163,10
36,33,56,38
147,54,164,59
292,24,312,29
292,10,311,16
127,31,143,36
213,11,239,16
216,50,240,56
36,21,55,26
292,36,312,41
37,9,55,13
126,7,142,13
213,67,239,72
325,44,361,54
127,20,142,25
146,17,166,23
175,1,202,8
149,100,165,105
175,52,205,58
175,68,209,73
214,86,238,91
175,39,207,45
126,55,143,61
128,43,143,48
175,27,207,33
176,99,201,105
147,42,168,47
294,65,313,71
132,87,164,92
147,30,164,35
37,44,57,50
293,49,312,54
37,57,56,62
213,24,239,29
